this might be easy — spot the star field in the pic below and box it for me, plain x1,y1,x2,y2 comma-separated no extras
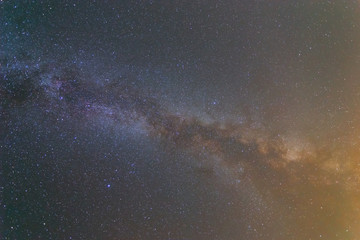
2,1,360,239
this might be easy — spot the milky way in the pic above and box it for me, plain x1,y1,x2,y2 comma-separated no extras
2,1,360,240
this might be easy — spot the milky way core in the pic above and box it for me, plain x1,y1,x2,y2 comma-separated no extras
2,1,360,239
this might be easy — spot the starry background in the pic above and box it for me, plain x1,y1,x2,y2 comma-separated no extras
1,0,360,239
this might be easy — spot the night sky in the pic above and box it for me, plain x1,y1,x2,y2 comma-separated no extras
2,1,360,239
